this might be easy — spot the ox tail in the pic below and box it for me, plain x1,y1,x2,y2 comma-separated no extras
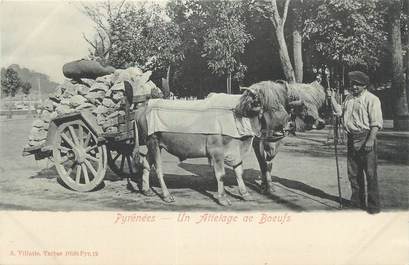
132,120,140,163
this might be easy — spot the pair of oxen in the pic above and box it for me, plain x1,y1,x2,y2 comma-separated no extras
130,80,327,206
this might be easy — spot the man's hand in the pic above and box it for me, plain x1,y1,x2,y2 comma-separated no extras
364,127,379,152
326,88,335,98
364,138,374,152
326,89,342,116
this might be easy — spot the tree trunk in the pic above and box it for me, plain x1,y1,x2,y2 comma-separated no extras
406,0,409,107
292,28,303,83
226,74,232,94
390,0,409,129
270,0,296,83
275,26,296,83
303,42,314,82
292,0,303,83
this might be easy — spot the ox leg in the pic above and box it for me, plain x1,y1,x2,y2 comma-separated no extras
252,138,275,195
208,135,231,206
263,141,281,195
223,137,253,201
233,163,253,201
138,154,155,197
264,160,275,195
212,156,231,206
148,137,174,203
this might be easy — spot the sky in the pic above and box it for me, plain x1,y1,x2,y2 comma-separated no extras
1,1,95,83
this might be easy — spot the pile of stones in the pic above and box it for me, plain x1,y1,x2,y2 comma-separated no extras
27,67,162,147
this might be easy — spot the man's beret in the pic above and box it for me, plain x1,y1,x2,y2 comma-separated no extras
348,71,369,85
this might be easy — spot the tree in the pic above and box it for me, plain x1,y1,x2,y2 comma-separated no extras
291,0,303,82
303,0,387,83
81,0,127,62
390,0,409,128
22,81,32,95
405,0,409,107
82,1,183,72
202,0,252,93
269,0,295,82
270,0,295,83
167,0,239,97
248,0,296,82
1,67,21,97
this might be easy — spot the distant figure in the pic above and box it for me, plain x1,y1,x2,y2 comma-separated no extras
325,88,346,145
328,71,383,214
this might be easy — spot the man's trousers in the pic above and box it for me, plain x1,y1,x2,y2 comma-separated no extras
347,131,380,212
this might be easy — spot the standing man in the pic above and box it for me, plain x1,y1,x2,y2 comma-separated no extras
328,71,383,214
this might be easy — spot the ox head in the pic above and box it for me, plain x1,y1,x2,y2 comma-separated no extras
287,98,325,131
235,87,263,117
238,86,294,141
259,104,293,142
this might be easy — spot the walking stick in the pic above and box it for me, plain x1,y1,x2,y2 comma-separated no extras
325,68,343,209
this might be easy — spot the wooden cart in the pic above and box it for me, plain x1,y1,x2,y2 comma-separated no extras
22,92,148,192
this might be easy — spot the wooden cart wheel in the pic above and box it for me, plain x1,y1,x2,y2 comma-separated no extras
53,120,107,192
107,142,136,179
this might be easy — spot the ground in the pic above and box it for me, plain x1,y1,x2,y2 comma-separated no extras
0,116,408,212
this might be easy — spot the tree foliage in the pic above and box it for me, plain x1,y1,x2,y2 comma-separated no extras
82,1,183,73
303,0,387,70
22,81,32,95
202,0,252,81
81,1,126,61
1,67,21,97
165,0,253,96
81,0,408,118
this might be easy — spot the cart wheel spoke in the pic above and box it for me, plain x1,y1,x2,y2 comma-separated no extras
120,155,125,172
60,155,68,164
61,132,75,148
75,165,82,184
107,144,138,179
61,155,73,165
68,126,79,146
86,154,99,163
67,166,73,177
85,145,98,153
84,159,98,177
58,146,70,153
84,132,92,147
78,126,84,146
113,152,121,162
127,156,133,174
81,164,90,184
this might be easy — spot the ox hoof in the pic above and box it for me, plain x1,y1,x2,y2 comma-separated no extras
163,195,175,203
239,191,254,201
217,194,231,206
260,184,275,196
141,189,155,197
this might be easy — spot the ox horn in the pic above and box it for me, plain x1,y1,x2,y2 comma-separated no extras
288,99,304,107
241,87,257,95
276,80,289,93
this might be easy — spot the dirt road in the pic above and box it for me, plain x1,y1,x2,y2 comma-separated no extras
1,117,408,211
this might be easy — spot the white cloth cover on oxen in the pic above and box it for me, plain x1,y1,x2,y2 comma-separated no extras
146,93,261,138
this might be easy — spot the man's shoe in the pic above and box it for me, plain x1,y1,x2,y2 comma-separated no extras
367,207,381,215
